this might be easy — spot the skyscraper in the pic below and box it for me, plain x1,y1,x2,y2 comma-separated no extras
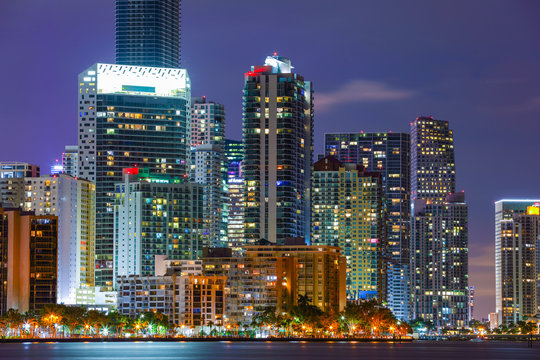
410,117,468,328
224,139,244,166
325,132,410,318
494,200,540,325
190,97,227,247
78,63,191,290
227,160,244,254
115,0,181,68
113,168,205,281
242,55,313,244
311,156,384,300
411,192,469,328
190,97,225,147
411,116,455,204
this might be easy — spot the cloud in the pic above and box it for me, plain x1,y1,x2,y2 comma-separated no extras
315,79,416,111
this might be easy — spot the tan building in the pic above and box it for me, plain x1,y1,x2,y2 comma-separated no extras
203,243,347,325
116,272,225,327
0,208,58,314
182,275,226,327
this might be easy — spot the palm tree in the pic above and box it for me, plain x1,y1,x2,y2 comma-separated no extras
23,311,40,338
61,306,86,338
5,309,23,338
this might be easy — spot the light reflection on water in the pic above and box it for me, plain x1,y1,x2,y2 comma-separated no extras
0,341,538,360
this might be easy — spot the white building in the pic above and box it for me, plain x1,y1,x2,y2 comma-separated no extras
62,145,78,177
24,174,95,304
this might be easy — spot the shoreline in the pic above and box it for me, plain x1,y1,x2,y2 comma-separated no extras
0,337,412,343
0,336,538,344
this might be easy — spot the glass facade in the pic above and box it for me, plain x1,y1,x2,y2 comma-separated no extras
113,169,206,281
78,64,191,290
115,0,181,68
411,117,455,204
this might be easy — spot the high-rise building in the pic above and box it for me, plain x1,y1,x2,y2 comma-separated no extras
411,116,455,204
242,55,313,244
113,168,205,281
0,208,57,315
227,161,244,254
325,132,410,318
468,285,475,321
189,97,227,247
78,63,191,290
411,192,469,328
0,162,40,209
224,139,243,166
494,200,540,324
311,156,384,300
190,97,225,147
23,174,95,304
115,0,181,68
410,117,468,328
62,145,79,177
191,145,228,247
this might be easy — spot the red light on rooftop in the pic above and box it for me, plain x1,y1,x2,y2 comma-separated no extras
273,51,278,56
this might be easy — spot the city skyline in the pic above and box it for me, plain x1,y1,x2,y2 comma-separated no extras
1,0,540,319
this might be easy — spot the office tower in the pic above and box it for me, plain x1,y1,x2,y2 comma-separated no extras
242,55,313,244
62,145,79,177
411,116,455,204
190,97,227,247
0,162,40,208
203,242,346,325
113,168,205,281
325,132,410,317
23,174,95,304
227,161,244,254
411,192,469,328
78,63,191,290
115,0,181,68
494,200,540,324
311,156,384,300
468,285,475,321
0,208,57,315
224,139,243,166
190,97,225,147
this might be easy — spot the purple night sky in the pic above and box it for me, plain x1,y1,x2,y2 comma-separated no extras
1,0,540,319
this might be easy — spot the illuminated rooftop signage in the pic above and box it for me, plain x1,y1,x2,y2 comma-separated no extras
82,63,190,99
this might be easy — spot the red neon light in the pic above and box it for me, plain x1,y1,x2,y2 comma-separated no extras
245,66,271,77
123,168,139,175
